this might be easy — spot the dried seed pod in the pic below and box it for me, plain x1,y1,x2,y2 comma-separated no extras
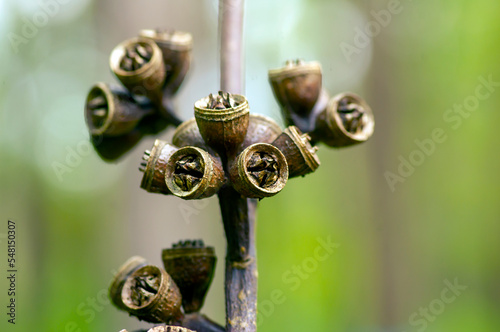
148,326,195,332
194,92,250,157
272,126,320,178
109,256,149,312
85,83,154,136
110,37,165,105
311,92,374,147
172,118,211,151
269,60,322,120
139,29,193,96
165,147,225,200
162,240,216,313
140,140,179,194
230,143,288,198
121,265,183,324
240,114,283,150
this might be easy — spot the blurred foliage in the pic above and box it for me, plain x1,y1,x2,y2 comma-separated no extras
0,0,499,331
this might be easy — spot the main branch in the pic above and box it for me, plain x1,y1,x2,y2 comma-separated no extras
218,1,257,331
219,0,245,93
218,188,257,332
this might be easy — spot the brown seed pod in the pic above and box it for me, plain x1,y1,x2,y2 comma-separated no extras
311,92,374,147
140,140,179,195
139,29,193,96
109,256,149,312
230,143,288,198
240,114,283,150
110,37,166,105
121,265,183,324
148,326,195,332
194,91,250,157
85,83,154,136
162,240,217,313
272,126,320,178
172,118,211,151
268,59,322,119
165,147,225,200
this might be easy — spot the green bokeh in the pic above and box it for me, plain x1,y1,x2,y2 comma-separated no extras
0,0,499,331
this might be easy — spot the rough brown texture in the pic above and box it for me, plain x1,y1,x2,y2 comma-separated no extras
229,143,288,199
218,187,258,332
271,126,320,178
121,265,183,324
194,93,250,158
89,4,375,331
140,140,178,194
162,243,216,314
139,29,192,96
109,256,149,311
311,92,375,148
85,83,155,136
165,146,226,200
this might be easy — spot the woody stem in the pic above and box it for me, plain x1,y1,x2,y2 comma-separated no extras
218,1,257,331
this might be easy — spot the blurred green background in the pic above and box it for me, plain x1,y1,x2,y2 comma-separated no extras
1,0,499,331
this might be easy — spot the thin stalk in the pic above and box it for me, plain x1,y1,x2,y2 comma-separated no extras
218,188,257,332
219,0,245,93
218,2,256,331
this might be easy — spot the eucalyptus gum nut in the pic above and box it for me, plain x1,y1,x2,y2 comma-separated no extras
140,140,179,194
110,37,166,104
172,118,215,155
109,256,148,312
165,146,225,200
162,242,216,313
238,114,283,153
268,60,322,119
311,92,375,147
121,265,183,324
194,93,250,157
85,83,154,136
139,29,193,96
148,326,196,332
230,143,288,199
272,126,320,178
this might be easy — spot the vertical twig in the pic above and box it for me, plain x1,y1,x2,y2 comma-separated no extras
218,189,257,332
219,0,245,93
218,1,257,331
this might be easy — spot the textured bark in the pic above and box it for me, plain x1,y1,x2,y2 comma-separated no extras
218,188,257,332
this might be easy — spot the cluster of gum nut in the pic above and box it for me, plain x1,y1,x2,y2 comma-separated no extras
83,29,374,332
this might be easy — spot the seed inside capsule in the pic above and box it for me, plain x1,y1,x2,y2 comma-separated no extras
172,239,205,249
337,97,366,134
87,91,108,128
206,91,238,109
119,42,153,72
129,274,160,307
172,154,204,191
247,152,279,188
